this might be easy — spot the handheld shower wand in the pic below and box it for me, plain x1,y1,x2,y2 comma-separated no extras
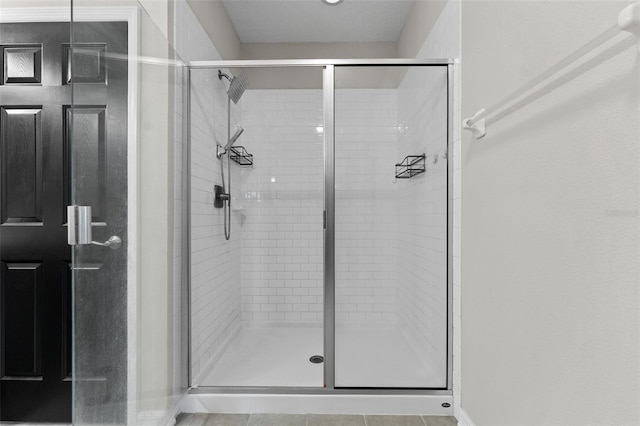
218,127,244,157
214,69,248,240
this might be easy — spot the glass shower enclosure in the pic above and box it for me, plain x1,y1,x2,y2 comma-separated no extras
186,60,454,392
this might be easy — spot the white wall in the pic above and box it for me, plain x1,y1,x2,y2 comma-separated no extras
239,89,325,323
396,66,449,388
461,1,639,425
241,42,398,89
175,1,243,385
397,0,447,58
234,81,450,388
407,0,461,410
185,0,241,60
135,1,183,421
334,89,399,323
189,66,243,384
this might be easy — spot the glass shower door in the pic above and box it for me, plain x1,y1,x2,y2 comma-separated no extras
69,17,130,425
333,65,450,388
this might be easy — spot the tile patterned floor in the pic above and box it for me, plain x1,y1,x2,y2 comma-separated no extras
175,413,458,426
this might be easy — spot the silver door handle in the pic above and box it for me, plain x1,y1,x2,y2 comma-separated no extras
68,205,121,250
68,205,92,245
91,236,122,250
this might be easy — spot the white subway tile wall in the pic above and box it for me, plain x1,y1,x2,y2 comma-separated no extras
335,89,399,323
396,66,449,386
190,81,450,384
177,3,245,381
190,69,244,383
238,90,325,323
333,77,448,387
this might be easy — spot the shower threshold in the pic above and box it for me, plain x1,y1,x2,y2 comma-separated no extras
180,390,453,416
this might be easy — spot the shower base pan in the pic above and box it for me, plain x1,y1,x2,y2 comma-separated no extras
196,324,442,388
185,324,452,416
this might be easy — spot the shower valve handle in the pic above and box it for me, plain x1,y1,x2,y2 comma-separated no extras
214,185,229,208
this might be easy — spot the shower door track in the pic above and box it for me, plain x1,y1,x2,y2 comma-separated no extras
184,58,456,396
188,387,452,396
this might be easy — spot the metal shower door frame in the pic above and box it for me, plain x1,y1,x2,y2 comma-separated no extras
184,58,456,395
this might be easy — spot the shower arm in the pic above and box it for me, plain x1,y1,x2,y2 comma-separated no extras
218,70,232,82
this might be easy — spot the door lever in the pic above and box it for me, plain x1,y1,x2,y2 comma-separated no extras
67,205,121,249
91,236,122,250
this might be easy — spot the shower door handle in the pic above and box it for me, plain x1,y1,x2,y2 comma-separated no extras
67,205,121,249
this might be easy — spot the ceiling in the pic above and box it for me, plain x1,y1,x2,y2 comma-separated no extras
222,0,415,44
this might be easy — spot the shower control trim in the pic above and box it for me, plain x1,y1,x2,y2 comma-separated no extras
214,185,229,208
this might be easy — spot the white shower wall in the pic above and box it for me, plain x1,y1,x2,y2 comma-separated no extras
238,90,325,323
335,89,399,323
236,89,402,324
396,67,449,384
181,5,244,380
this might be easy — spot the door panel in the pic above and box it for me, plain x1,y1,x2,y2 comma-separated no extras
0,20,128,423
2,44,42,85
64,43,107,84
0,107,43,223
0,22,72,422
64,105,107,222
1,262,43,378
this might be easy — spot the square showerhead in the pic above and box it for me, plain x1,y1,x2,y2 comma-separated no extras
228,71,248,104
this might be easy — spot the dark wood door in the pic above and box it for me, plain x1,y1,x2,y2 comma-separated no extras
0,21,128,422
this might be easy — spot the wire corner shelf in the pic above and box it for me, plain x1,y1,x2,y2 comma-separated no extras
395,154,426,179
229,146,253,167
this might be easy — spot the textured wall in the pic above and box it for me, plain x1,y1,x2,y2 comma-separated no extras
461,2,639,425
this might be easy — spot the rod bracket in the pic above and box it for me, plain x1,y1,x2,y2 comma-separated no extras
619,3,640,51
463,108,486,139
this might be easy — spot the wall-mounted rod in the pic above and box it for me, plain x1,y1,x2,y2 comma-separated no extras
464,3,640,140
